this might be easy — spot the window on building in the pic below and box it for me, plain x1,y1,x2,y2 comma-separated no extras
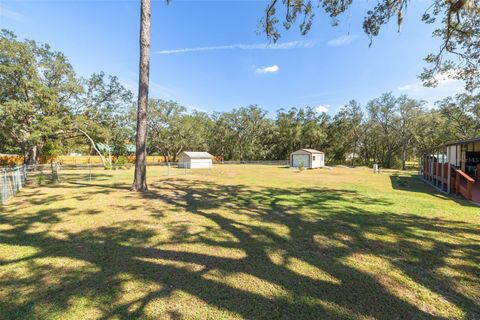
313,156,316,161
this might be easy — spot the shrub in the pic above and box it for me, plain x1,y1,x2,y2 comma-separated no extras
298,161,305,172
114,156,128,170
115,156,128,165
36,174,45,185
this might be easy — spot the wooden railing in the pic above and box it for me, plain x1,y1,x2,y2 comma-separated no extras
454,169,475,200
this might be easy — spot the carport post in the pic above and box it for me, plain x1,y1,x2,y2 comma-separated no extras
428,153,435,185
441,148,445,191
437,150,440,188
447,162,451,194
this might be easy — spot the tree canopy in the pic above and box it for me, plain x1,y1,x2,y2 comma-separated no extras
0,29,81,163
0,30,133,165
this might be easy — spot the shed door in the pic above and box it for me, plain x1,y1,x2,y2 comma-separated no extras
292,154,309,167
191,159,211,169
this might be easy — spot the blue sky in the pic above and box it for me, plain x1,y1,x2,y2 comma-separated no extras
0,0,465,115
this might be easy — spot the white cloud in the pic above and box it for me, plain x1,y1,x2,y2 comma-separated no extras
326,35,357,47
187,105,209,113
156,40,317,55
0,5,26,22
396,73,465,108
398,71,463,94
315,105,330,113
433,70,459,86
256,65,279,74
398,84,416,91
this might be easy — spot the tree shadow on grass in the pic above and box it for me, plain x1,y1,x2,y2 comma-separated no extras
0,178,478,319
389,173,479,207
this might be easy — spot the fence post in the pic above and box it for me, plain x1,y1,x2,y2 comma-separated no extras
1,170,6,204
14,167,19,193
16,167,21,191
11,168,16,195
51,163,59,183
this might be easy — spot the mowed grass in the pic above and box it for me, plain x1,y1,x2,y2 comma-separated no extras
0,165,479,319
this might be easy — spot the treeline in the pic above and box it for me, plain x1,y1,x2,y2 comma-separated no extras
1,30,479,168
145,94,480,169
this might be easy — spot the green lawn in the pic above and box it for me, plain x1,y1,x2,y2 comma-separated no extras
0,165,478,319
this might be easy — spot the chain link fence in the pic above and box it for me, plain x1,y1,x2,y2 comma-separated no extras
1,165,27,204
26,161,290,180
0,160,290,204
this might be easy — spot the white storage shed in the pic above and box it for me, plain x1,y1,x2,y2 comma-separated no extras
290,149,325,169
178,151,213,169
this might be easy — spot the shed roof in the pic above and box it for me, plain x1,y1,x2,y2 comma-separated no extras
292,149,324,154
180,151,213,159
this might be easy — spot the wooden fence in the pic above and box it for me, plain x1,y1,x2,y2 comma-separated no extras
0,155,24,166
38,155,170,164
1,155,172,165
2,155,254,166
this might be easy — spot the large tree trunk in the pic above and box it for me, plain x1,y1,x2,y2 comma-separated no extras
132,0,151,192
174,146,183,162
24,145,39,166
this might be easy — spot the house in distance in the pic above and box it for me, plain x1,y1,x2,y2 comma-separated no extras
290,149,325,169
178,151,213,169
